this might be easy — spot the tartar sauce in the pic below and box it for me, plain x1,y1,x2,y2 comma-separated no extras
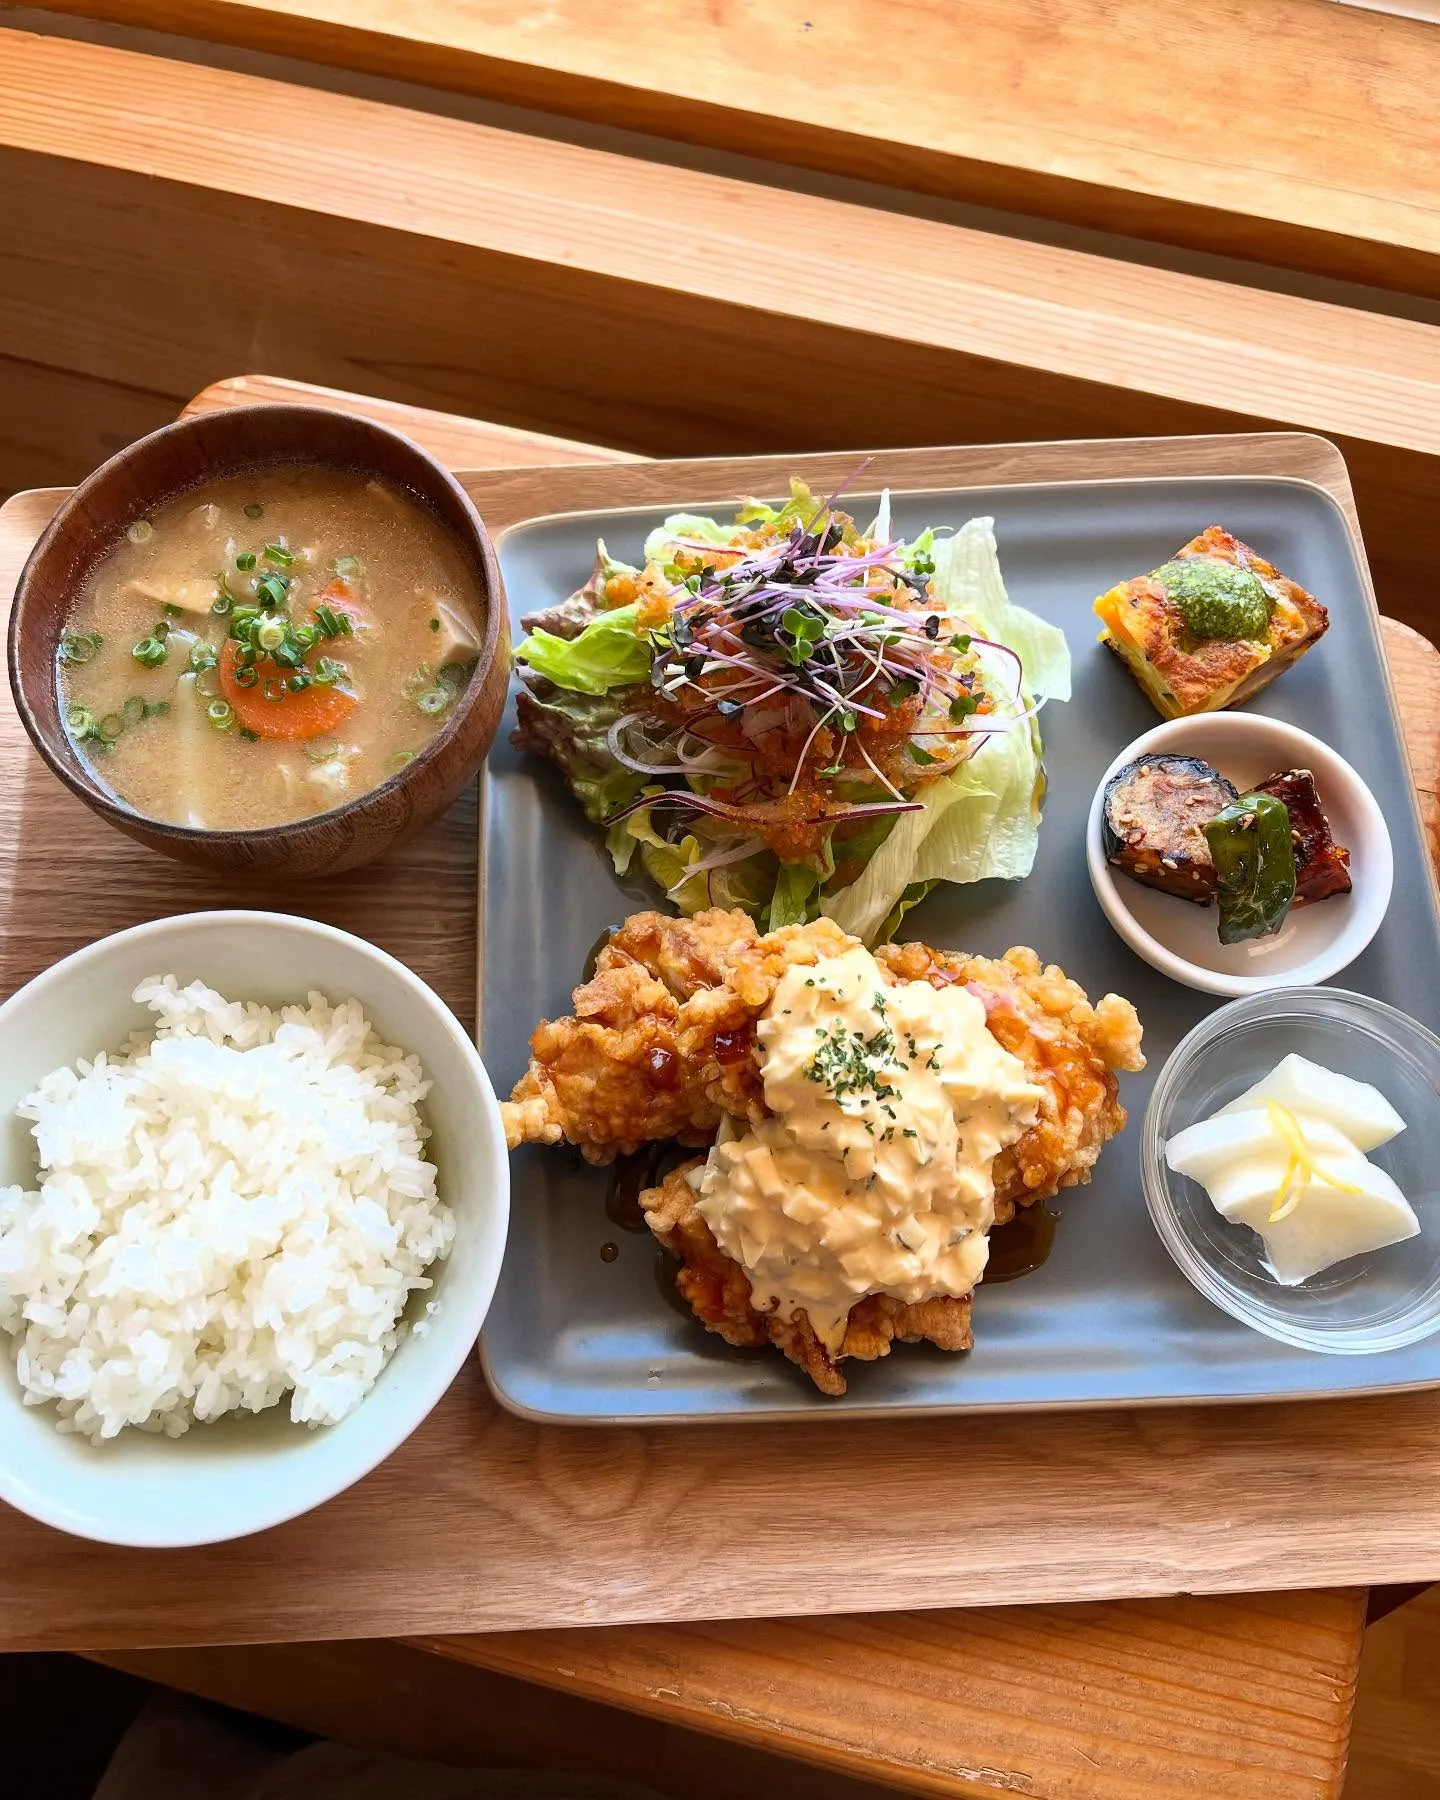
692,946,1044,1352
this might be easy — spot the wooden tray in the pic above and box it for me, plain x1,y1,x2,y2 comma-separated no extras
1,433,1439,1654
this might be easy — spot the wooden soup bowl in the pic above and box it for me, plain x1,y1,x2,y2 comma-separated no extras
8,405,509,877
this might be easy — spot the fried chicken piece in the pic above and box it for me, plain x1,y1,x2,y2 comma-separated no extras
874,940,1145,1223
502,908,1144,1395
502,909,853,1161
644,1161,974,1396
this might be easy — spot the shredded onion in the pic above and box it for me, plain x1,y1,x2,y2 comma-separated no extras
602,789,923,831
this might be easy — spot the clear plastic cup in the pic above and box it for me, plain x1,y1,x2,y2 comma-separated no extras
1142,987,1440,1354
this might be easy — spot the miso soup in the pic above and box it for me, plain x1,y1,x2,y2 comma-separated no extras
57,466,483,830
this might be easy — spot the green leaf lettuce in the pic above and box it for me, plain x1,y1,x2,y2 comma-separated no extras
822,517,1069,942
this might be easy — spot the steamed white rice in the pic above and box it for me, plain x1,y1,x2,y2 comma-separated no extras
0,975,454,1442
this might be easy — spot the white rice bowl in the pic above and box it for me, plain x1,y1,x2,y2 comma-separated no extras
0,911,508,1547
0,976,454,1443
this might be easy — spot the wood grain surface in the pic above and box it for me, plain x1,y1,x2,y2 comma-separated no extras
89,1638,917,1800
92,1589,1367,1800
180,376,637,474
1,430,1438,1653
34,0,1440,297
4,33,1440,639
1348,1583,1440,1799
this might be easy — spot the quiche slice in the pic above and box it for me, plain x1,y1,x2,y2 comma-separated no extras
1094,526,1328,719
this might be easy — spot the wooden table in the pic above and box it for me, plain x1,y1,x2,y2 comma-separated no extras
0,375,1422,1800
38,0,1440,298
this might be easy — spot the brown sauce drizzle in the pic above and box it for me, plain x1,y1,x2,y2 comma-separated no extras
581,925,620,983
711,1027,753,1065
985,1204,1058,1282
604,1143,694,1233
604,1147,663,1232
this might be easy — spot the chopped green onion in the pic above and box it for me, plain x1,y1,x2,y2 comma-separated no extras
212,572,237,616
403,665,435,700
146,700,170,719
121,696,145,728
58,632,102,666
304,738,341,763
238,725,260,741
386,749,416,772
125,519,154,544
131,636,168,668
312,657,346,687
162,603,184,618
235,551,257,572
262,541,296,567
99,713,124,742
415,686,451,717
232,665,259,689
243,502,263,520
256,618,287,652
292,624,318,652
254,572,289,610
313,605,352,641
332,555,363,582
436,660,473,694
188,642,217,673
65,703,96,735
154,618,170,638
195,667,222,699
207,699,235,731
428,617,440,633
262,677,287,702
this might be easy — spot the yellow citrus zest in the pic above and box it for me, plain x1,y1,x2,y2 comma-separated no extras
1266,1102,1366,1224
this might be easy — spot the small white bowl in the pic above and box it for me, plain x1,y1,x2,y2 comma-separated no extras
1086,713,1392,996
0,911,509,1547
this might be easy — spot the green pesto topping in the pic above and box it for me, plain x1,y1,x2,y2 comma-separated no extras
1152,557,1271,642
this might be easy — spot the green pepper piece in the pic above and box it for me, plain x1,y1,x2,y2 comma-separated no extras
1203,792,1297,944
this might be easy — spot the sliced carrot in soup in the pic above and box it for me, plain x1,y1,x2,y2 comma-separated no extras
218,640,357,741
311,578,369,631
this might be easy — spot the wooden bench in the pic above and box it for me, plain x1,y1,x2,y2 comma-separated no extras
2,28,1439,638
36,0,1440,297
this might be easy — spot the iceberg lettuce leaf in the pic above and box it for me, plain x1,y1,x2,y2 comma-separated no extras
642,513,743,564
512,603,651,696
821,517,1068,942
931,519,1071,703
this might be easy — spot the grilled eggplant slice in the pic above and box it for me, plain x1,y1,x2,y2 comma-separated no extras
1254,767,1352,906
1102,753,1238,903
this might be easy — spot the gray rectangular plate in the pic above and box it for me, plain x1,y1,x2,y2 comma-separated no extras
480,474,1440,1423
